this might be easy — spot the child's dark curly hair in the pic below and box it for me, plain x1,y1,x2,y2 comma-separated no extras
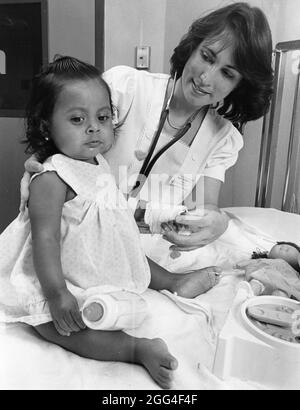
23,55,113,162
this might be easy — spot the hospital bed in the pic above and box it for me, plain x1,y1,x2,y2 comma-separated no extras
1,206,299,390
1,38,300,391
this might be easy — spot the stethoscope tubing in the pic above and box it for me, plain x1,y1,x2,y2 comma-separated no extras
130,72,200,197
142,120,192,178
136,72,178,180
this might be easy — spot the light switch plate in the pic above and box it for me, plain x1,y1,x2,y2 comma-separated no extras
135,46,150,69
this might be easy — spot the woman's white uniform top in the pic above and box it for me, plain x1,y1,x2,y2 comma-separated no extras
103,65,244,204
103,66,244,270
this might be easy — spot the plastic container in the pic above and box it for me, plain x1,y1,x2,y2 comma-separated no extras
81,290,148,331
213,284,300,389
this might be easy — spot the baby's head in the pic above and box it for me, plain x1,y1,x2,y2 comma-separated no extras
24,56,114,163
252,241,300,272
269,242,300,272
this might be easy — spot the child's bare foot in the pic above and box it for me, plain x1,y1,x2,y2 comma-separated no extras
135,338,178,389
170,266,221,298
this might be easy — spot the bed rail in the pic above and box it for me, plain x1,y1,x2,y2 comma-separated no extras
255,40,300,214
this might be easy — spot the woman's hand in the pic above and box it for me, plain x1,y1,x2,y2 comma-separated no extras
161,207,229,251
48,288,86,336
237,258,300,300
19,155,44,212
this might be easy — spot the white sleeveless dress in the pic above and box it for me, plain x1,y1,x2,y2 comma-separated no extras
0,154,150,325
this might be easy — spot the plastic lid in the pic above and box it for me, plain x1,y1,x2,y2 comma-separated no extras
83,302,104,322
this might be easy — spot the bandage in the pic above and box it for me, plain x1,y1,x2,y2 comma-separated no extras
144,202,188,234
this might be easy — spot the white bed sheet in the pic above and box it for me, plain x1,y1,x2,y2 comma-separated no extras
0,207,299,390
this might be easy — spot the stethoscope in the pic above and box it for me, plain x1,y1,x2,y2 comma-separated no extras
130,72,202,197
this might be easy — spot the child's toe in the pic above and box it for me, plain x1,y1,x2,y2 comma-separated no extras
157,373,173,390
160,366,173,380
161,354,178,370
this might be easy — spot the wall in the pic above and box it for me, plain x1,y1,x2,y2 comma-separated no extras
0,0,95,232
0,118,27,232
104,0,167,73
275,0,300,42
48,0,95,64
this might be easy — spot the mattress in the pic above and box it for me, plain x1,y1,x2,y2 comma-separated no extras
0,207,299,390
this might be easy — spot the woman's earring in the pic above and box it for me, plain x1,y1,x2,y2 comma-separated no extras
112,118,118,129
112,108,118,129
45,136,49,141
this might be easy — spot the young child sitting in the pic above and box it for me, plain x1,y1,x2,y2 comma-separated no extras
0,56,220,389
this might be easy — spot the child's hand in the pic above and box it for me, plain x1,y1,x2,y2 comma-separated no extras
48,289,86,336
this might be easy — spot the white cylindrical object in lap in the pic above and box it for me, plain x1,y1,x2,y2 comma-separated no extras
81,290,148,331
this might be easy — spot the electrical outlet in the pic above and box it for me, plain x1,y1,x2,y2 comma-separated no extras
135,46,150,69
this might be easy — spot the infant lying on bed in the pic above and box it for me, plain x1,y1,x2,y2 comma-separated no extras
142,207,300,300
238,242,300,299
141,209,277,273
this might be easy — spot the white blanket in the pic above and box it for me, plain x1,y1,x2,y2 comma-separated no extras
1,207,299,390
141,209,276,273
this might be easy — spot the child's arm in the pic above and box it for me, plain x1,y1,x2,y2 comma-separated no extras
29,172,86,336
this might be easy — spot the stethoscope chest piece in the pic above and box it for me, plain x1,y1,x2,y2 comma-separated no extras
130,71,201,196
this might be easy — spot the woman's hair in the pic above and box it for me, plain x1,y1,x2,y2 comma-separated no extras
23,55,113,162
170,2,274,130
